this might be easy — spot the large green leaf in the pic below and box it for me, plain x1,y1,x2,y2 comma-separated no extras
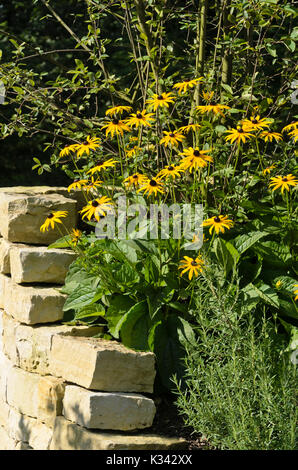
148,315,196,390
112,264,140,286
48,235,72,249
234,231,268,255
106,295,135,338
118,301,151,351
247,282,280,308
63,278,99,311
214,238,239,276
254,240,292,266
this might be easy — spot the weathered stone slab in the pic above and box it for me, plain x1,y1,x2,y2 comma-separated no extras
6,367,65,426
2,312,103,375
50,336,156,393
0,273,6,309
0,425,32,450
0,399,10,428
50,417,187,450
0,192,77,244
63,385,156,431
4,277,66,324
8,408,52,450
10,245,77,284
0,186,85,211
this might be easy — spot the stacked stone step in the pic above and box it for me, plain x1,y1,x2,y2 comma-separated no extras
0,187,186,450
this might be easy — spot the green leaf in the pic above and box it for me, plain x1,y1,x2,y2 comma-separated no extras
106,295,135,339
234,231,269,255
247,282,279,308
213,238,239,276
48,235,72,249
118,301,151,351
63,278,99,311
148,315,196,390
113,264,140,286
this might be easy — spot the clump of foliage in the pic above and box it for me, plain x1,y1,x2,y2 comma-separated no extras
173,267,297,450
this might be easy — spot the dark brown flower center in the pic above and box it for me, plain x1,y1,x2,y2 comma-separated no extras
168,166,174,171
282,177,288,182
157,95,163,100
136,113,143,119
133,174,138,179
237,127,243,133
193,150,200,157
214,216,221,223
169,133,175,137
191,260,198,266
149,180,157,187
112,119,119,125
252,119,258,124
92,200,99,207
47,213,54,219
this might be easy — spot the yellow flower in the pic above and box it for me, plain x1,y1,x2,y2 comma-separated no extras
85,176,103,193
202,215,233,235
71,228,82,246
75,136,101,158
179,148,213,171
202,90,214,102
88,159,117,175
101,119,131,138
80,197,113,221
123,173,149,188
242,115,271,131
157,165,184,180
146,92,175,111
137,178,164,197
225,126,254,144
40,211,68,232
160,130,185,147
59,144,78,158
275,280,282,289
172,77,203,95
282,121,298,133
105,105,132,117
178,255,204,280
178,124,201,134
125,146,141,158
262,165,276,176
294,284,298,301
288,128,298,142
269,174,298,194
126,110,155,128
260,131,283,142
67,179,88,192
196,103,230,116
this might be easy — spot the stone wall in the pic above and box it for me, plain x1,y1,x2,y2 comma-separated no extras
0,187,186,450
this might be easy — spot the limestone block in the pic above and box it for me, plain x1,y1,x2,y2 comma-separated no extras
0,186,85,211
10,245,77,284
0,352,13,402
0,425,32,450
8,408,52,450
63,385,156,431
6,367,65,426
0,399,10,428
2,312,103,374
0,238,13,274
50,336,156,393
0,273,6,309
4,277,66,324
50,417,187,450
0,192,77,244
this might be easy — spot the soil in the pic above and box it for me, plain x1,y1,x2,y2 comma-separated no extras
142,394,211,450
